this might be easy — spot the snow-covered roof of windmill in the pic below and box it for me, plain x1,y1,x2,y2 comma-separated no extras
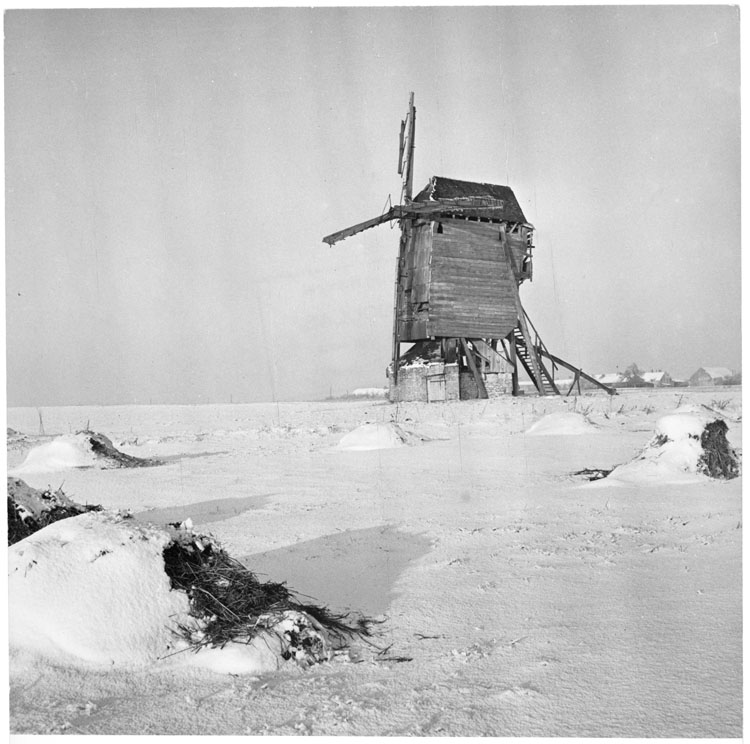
414,176,528,224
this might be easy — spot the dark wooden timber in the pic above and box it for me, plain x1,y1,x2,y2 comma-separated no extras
540,351,616,395
460,338,488,399
322,203,516,246
507,336,519,395
391,222,408,385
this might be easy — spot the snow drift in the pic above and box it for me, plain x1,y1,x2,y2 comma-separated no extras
598,413,739,486
9,511,194,667
525,412,598,436
8,509,367,674
337,422,409,451
11,431,162,474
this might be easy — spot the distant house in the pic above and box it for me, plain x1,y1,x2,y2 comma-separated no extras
596,373,626,387
641,371,673,388
689,367,734,386
623,374,650,388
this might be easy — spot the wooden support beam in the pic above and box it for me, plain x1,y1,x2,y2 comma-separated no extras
445,338,458,364
390,224,409,386
566,371,581,397
468,338,511,371
508,335,519,395
539,350,617,395
322,203,514,246
460,338,488,399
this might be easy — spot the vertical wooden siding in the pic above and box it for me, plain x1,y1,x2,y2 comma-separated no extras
427,220,518,339
397,221,432,340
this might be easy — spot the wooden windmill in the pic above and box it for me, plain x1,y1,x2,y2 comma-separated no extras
323,93,614,401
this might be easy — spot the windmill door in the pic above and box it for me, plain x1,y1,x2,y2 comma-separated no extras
427,374,446,402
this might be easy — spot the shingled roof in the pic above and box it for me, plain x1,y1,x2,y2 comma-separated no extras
414,176,528,224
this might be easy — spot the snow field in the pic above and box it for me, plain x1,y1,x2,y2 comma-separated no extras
6,388,743,736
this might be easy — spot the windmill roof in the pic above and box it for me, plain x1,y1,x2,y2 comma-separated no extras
414,176,528,223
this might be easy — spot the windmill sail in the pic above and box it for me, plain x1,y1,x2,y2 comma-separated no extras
400,92,416,201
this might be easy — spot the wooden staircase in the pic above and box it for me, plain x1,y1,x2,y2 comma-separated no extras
511,327,560,396
507,310,616,397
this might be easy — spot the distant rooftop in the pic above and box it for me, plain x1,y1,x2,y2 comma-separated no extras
596,373,624,385
696,367,733,379
641,371,669,382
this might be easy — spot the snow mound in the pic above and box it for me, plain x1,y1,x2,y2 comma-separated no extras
525,412,597,436
7,512,316,674
596,413,739,486
11,431,161,474
337,422,409,451
656,412,708,440
9,511,193,666
11,434,100,473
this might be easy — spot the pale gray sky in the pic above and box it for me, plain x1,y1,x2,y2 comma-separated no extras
5,6,741,405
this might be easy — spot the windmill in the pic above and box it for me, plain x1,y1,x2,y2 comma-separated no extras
323,93,614,401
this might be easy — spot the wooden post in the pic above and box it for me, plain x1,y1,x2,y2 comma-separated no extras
508,335,519,395
391,227,407,386
460,338,488,399
566,371,581,397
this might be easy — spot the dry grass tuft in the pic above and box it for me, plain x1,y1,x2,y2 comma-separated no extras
81,430,163,468
698,420,740,480
162,527,373,656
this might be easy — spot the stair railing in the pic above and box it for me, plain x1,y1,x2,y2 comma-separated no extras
520,308,559,385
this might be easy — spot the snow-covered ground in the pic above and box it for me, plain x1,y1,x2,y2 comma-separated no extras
6,388,742,736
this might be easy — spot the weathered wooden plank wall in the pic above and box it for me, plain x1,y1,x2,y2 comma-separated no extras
398,222,432,340
427,220,518,339
396,219,527,341
506,232,529,275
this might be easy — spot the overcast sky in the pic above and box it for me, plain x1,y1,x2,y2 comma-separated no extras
5,6,741,406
